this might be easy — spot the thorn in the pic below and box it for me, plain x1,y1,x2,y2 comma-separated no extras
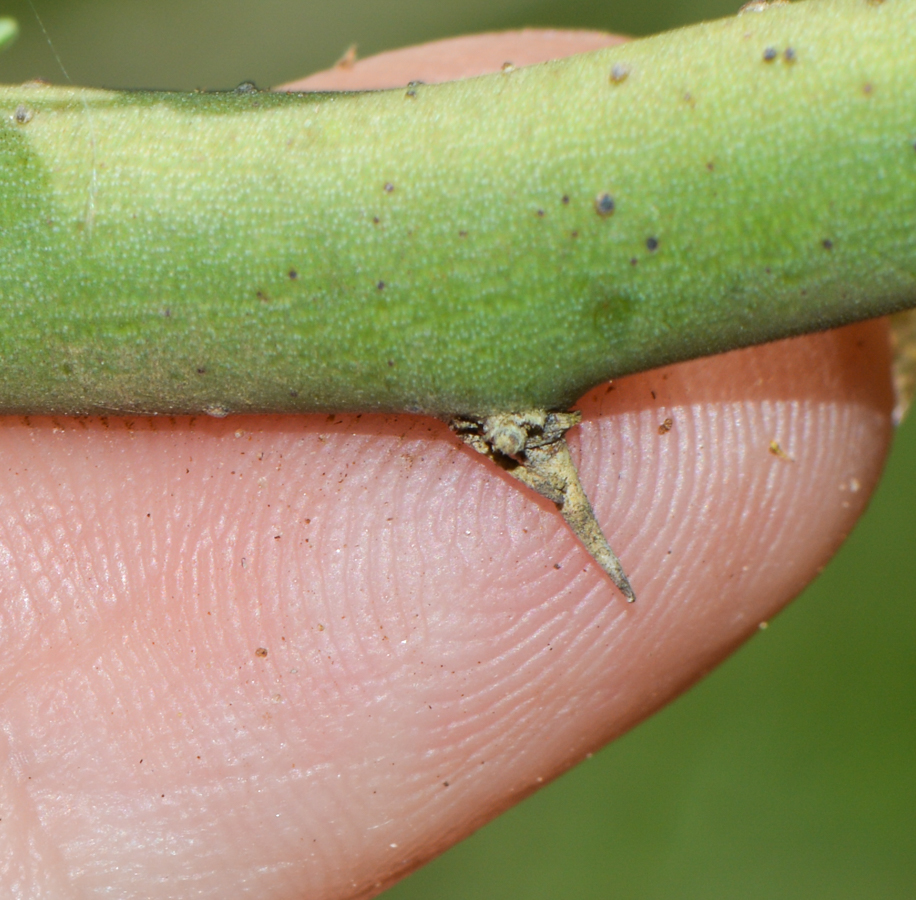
450,410,636,602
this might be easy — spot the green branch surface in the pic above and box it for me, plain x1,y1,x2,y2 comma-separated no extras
0,0,914,418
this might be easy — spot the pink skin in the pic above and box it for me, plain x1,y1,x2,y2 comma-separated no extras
0,33,893,900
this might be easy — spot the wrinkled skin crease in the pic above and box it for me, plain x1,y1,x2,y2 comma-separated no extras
0,30,894,900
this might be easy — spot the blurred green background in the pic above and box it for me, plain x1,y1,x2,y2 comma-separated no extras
2,1,913,897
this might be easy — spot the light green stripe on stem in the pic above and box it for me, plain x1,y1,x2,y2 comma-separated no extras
0,0,914,418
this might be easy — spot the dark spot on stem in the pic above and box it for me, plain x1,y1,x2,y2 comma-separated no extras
594,192,615,217
377,280,386,290
288,269,298,280
384,182,394,193
706,161,715,171
197,367,207,375
458,230,468,237
630,257,638,266
372,216,380,224
610,63,629,83
784,47,796,63
822,238,834,250
570,231,578,239
863,83,874,95
536,209,545,217
763,46,778,62
562,195,570,205
646,236,659,251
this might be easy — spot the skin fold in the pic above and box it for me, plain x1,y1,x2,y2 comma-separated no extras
0,32,894,900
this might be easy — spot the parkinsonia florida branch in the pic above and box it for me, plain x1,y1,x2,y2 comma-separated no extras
1,0,916,598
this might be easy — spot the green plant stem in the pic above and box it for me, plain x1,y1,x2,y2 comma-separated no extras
0,0,914,418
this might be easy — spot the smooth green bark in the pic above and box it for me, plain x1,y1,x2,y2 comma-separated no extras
0,0,914,417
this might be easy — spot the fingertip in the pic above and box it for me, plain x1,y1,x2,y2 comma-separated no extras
568,320,892,700
278,29,626,91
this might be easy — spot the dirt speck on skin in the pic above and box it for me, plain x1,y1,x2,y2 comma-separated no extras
610,63,630,84
255,647,269,658
658,418,673,434
336,44,358,70
768,439,794,461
